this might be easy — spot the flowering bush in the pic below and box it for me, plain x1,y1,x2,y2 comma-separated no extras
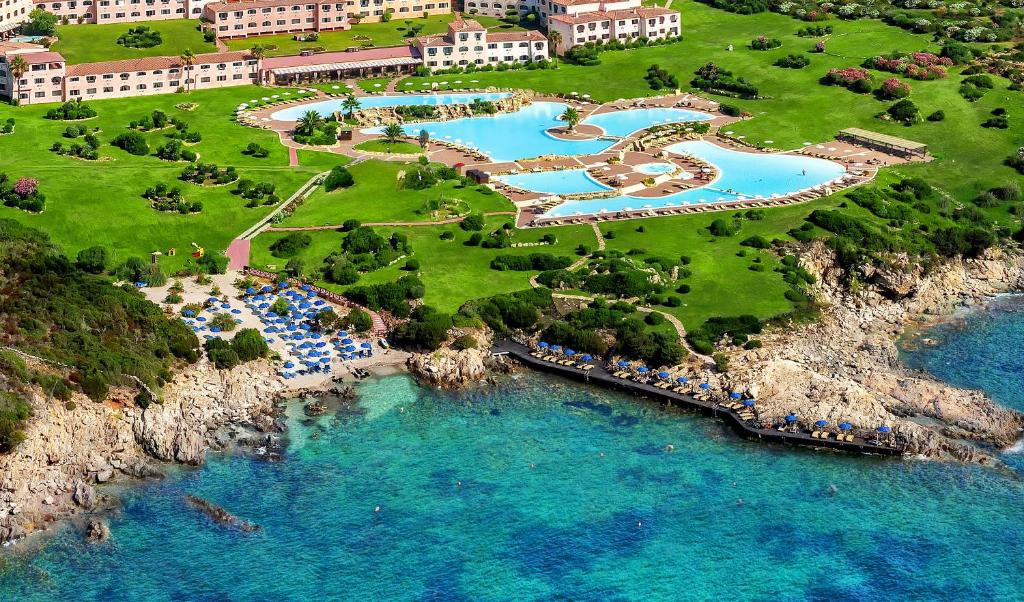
866,52,951,80
814,41,826,53
12,178,38,197
880,78,912,99
751,35,782,50
1,174,45,212
823,67,873,92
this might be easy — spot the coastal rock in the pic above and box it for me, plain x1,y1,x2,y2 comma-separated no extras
0,359,294,544
725,243,1024,463
185,495,260,533
407,347,489,388
85,519,110,543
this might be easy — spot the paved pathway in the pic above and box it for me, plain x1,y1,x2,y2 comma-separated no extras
288,146,299,166
266,211,516,231
225,238,251,270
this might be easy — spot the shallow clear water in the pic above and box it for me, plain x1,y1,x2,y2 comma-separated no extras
362,102,713,162
270,92,513,120
545,140,847,217
494,169,611,195
635,162,677,175
2,367,1024,600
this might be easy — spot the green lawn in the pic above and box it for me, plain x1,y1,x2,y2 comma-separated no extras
224,15,521,57
352,139,423,154
0,86,343,273
250,217,595,312
52,19,216,64
278,160,514,227
405,1,1024,202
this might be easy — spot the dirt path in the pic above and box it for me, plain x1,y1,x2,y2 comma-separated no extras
266,211,516,231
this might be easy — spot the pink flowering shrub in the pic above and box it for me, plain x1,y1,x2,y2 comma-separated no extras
880,78,912,99
12,178,38,197
866,52,951,80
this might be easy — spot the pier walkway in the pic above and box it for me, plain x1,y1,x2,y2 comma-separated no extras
492,340,904,457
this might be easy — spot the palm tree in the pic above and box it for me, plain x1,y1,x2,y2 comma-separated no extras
341,94,360,118
547,30,562,66
179,48,195,92
561,106,580,132
382,123,405,145
8,56,27,105
296,110,324,137
250,44,267,60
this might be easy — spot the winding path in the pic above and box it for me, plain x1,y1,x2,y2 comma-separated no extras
265,211,516,231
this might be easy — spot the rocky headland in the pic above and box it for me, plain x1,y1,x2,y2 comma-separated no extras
0,359,309,544
721,242,1024,463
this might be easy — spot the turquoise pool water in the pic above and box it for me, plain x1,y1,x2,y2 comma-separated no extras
362,102,713,162
494,169,611,195
270,92,512,120
584,108,711,138
544,140,846,217
2,373,1023,600
635,162,677,175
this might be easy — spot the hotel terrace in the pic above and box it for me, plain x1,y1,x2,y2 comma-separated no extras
412,18,547,71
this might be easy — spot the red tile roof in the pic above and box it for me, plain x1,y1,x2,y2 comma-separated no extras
549,12,611,24
489,31,547,42
449,18,486,31
15,51,66,65
66,51,250,76
261,45,418,69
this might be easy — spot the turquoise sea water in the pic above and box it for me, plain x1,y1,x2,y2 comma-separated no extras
2,359,1024,599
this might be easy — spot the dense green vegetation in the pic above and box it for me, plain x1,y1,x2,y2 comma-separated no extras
0,219,201,415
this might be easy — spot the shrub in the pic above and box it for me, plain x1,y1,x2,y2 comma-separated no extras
774,54,809,69
270,232,312,258
740,235,770,249
886,99,921,125
879,78,911,100
324,165,355,191
982,115,1008,129
111,131,149,155
404,258,420,271
343,308,373,333
750,36,781,50
719,104,742,117
644,64,679,90
243,142,270,158
117,25,162,48
76,246,108,274
44,99,97,121
927,110,945,122
452,334,477,350
460,213,485,231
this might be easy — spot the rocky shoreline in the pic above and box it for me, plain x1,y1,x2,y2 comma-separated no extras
0,359,323,546
723,243,1024,464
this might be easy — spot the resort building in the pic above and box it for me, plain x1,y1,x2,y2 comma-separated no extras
0,42,66,103
546,2,679,54
260,44,420,84
412,17,547,71
63,50,257,100
31,0,216,25
203,0,450,39
0,0,32,38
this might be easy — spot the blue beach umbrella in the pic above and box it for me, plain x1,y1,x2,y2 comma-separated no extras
742,399,755,407
361,342,372,349
183,309,195,317
207,297,219,303
676,376,689,383
785,414,798,423
210,327,221,333
284,361,295,369
220,304,230,309
262,285,273,292
302,284,312,291
320,358,330,364
246,287,256,295
699,383,710,390
231,309,242,314
877,426,891,433
539,341,549,348
342,338,353,344
658,371,670,379
815,420,829,428
278,281,289,288
580,354,593,361
637,367,649,373
839,422,853,431
617,360,629,367
730,392,742,399
551,345,562,352
135,281,146,288
565,349,576,356
196,316,207,322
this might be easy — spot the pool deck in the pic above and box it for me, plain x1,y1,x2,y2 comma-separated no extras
492,339,905,457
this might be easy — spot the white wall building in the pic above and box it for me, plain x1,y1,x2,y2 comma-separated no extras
413,17,547,71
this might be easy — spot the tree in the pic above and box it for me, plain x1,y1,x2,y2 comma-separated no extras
23,8,58,36
547,30,562,65
343,308,373,333
296,110,324,137
179,48,195,92
561,106,581,131
231,328,269,361
324,165,354,191
418,129,430,149
382,123,405,145
8,56,27,105
341,94,360,118
249,44,268,60
76,246,108,274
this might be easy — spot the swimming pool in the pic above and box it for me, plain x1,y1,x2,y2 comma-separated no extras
363,102,714,162
495,169,611,195
584,108,713,138
635,162,677,175
542,140,846,217
270,92,512,120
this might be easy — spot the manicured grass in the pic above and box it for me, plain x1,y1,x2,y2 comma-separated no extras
279,159,513,226
405,1,1024,202
224,15,520,57
352,139,423,154
250,217,595,312
0,86,340,272
52,19,216,64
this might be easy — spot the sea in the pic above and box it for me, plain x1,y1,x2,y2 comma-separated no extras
1,297,1023,601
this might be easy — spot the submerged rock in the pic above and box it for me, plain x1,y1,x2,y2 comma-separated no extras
85,519,110,543
185,495,260,533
